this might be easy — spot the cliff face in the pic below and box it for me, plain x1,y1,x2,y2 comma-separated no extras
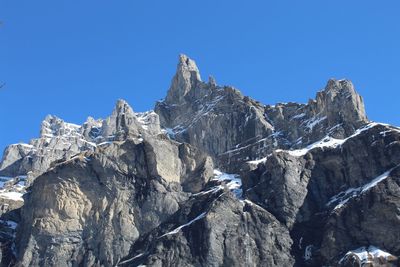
0,55,398,266
16,136,213,266
155,55,368,173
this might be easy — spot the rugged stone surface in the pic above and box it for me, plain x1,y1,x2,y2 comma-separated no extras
0,54,398,267
155,56,368,173
118,189,293,267
155,55,273,168
0,100,161,182
244,123,400,266
15,133,213,266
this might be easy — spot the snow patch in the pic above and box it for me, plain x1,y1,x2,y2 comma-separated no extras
97,141,112,146
247,157,267,166
339,246,395,265
277,136,345,157
213,170,242,198
136,110,158,131
0,191,24,202
327,167,396,211
116,253,144,266
292,113,306,120
304,116,327,131
160,212,207,237
278,123,387,157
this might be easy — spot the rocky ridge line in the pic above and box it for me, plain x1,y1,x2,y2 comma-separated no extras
0,54,398,266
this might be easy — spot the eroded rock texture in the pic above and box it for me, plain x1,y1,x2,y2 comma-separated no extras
0,55,398,267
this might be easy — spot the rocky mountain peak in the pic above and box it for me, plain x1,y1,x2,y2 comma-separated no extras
313,78,368,132
325,78,354,91
208,75,217,87
101,99,141,140
1,55,399,267
39,115,81,139
165,54,202,104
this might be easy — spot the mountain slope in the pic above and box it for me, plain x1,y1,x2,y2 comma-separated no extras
0,55,398,267
155,55,368,173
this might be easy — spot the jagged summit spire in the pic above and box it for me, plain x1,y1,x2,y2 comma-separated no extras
315,78,368,127
101,99,140,139
114,99,134,113
177,54,201,78
165,54,202,104
324,78,355,94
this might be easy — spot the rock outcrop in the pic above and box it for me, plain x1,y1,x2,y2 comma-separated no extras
0,54,398,267
15,133,213,266
119,190,293,267
0,100,161,182
244,123,400,266
156,56,368,173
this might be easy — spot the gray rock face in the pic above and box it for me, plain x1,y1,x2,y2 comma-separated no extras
15,133,213,266
156,59,273,164
243,123,400,266
156,56,368,173
0,54,398,267
118,190,293,267
265,78,367,147
244,152,312,229
165,54,202,104
0,100,162,182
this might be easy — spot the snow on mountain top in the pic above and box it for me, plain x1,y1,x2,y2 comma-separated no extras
339,246,395,265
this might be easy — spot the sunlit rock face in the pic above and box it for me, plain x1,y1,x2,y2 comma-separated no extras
156,56,368,173
0,55,398,267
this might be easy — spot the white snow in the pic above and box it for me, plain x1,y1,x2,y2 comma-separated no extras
242,199,265,209
172,95,225,135
192,185,223,196
116,253,144,265
79,139,97,147
304,116,327,131
0,191,24,201
278,122,387,157
17,143,34,148
292,113,306,120
9,143,35,151
222,132,279,156
327,167,396,210
97,141,112,146
213,170,242,198
278,136,345,157
304,245,313,260
160,212,207,237
247,157,267,166
136,110,158,131
339,246,394,265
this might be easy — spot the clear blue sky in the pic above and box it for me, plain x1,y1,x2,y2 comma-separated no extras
1,1,399,154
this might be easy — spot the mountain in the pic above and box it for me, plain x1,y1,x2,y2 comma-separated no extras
0,55,399,266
